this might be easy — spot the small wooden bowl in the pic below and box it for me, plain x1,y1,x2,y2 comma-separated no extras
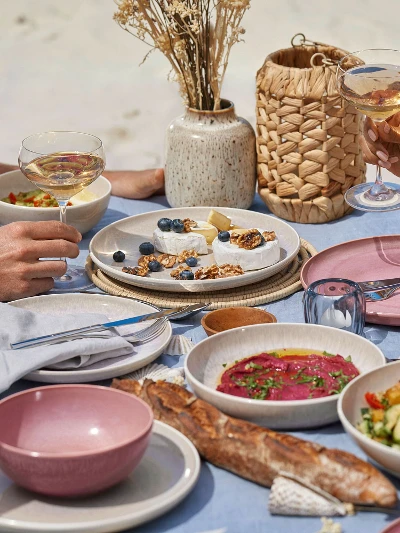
201,307,277,336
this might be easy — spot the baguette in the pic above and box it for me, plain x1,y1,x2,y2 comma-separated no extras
112,378,397,508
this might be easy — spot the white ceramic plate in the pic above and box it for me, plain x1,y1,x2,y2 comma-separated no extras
89,207,301,293
0,420,200,533
185,323,386,429
9,294,172,384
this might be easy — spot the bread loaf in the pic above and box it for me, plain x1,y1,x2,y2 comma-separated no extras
112,379,397,508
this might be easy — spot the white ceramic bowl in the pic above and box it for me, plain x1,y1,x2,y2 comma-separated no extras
0,170,111,234
338,362,400,479
185,323,386,429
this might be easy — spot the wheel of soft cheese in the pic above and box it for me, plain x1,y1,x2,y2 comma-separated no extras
212,230,280,271
153,227,208,255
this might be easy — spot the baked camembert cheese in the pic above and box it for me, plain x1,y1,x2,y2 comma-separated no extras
212,228,279,271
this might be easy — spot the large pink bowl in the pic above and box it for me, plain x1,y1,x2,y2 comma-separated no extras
0,385,153,497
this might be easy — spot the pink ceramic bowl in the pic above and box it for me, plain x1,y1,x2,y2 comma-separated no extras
0,384,153,497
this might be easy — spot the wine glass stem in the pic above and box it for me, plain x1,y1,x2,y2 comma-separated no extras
368,164,392,197
58,201,68,263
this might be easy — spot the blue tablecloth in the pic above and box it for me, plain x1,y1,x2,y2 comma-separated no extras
4,193,400,533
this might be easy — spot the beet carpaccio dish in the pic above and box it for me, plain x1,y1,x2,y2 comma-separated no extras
217,349,359,401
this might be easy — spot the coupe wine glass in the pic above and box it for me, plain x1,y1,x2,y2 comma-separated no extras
18,131,106,292
337,49,400,212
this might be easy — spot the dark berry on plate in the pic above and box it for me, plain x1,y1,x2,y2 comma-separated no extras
172,219,185,233
179,270,195,280
218,231,230,242
113,250,125,262
258,234,265,246
148,260,162,272
185,256,198,267
157,218,172,232
139,242,155,255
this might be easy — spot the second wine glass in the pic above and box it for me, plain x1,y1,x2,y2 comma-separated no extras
18,131,106,292
337,49,400,212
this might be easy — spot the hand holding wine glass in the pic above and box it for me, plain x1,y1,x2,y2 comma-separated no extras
18,131,105,292
361,113,400,177
337,49,400,211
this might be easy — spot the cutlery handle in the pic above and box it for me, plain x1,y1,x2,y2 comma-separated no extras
10,324,105,350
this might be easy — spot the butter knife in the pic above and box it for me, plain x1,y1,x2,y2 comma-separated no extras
11,305,191,350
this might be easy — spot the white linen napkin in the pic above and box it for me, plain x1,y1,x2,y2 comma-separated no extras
0,303,134,392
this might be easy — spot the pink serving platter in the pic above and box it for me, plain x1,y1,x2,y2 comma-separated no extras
301,235,400,327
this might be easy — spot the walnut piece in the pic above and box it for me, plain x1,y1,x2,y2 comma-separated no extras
157,253,177,268
194,264,220,280
262,231,276,242
237,229,262,250
182,218,197,232
177,249,199,263
230,231,241,245
138,254,157,267
217,264,244,278
170,265,192,279
122,265,148,277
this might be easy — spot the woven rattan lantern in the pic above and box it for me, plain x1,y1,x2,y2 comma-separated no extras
256,37,366,223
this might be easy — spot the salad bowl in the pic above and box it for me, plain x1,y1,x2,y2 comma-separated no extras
338,362,400,478
0,169,111,234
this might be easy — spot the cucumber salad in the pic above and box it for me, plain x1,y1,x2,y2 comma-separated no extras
358,382,400,449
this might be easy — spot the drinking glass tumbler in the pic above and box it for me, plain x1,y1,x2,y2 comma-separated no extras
303,279,366,335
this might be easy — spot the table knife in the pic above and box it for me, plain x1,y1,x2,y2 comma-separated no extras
11,306,190,350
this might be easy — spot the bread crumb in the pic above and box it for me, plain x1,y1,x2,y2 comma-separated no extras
316,517,342,533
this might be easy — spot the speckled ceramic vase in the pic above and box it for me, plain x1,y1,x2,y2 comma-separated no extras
165,99,256,208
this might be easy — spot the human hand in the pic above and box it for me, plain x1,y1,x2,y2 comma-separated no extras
361,113,400,177
105,168,165,199
0,221,81,301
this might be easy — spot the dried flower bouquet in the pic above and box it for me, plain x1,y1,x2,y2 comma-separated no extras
114,0,251,110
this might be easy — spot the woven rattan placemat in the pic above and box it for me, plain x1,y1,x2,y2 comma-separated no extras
85,239,317,309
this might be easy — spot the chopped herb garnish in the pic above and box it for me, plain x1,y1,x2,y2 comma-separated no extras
312,377,325,389
292,367,306,380
222,363,227,368
296,374,316,384
323,350,335,357
269,352,279,357
234,360,239,364
248,362,263,370
345,355,352,362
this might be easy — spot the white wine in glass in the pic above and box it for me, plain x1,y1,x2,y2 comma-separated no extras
337,50,400,212
19,132,106,292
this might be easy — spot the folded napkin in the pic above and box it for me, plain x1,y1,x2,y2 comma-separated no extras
0,303,134,392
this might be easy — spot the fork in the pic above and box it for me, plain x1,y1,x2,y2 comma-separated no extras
364,287,399,302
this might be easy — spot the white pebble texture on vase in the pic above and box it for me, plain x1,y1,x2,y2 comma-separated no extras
165,100,256,208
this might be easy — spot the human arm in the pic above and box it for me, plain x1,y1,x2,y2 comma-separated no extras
0,221,81,301
0,164,165,200
103,168,165,199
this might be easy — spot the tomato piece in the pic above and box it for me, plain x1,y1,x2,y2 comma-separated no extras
33,201,41,207
43,194,51,199
365,392,385,409
8,192,17,204
24,197,35,203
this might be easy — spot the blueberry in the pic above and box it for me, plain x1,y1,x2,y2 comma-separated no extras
171,219,185,233
139,242,155,255
258,234,265,246
113,250,125,262
218,231,230,242
157,218,172,232
148,260,162,272
185,256,198,267
179,269,194,280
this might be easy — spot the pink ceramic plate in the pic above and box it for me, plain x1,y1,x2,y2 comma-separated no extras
380,517,400,533
301,235,400,326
